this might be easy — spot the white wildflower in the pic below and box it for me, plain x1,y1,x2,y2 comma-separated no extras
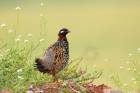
29,85,33,89
128,53,132,57
17,35,22,38
0,24,6,28
104,58,109,62
134,81,137,84
126,61,130,64
8,29,14,33
133,68,136,71
15,6,22,10
119,66,124,69
131,77,136,81
137,48,140,51
24,39,29,43
27,33,32,37
18,76,24,79
40,13,44,17
39,38,45,42
40,2,44,7
127,68,131,71
123,83,127,86
0,54,3,57
17,69,23,73
15,38,21,42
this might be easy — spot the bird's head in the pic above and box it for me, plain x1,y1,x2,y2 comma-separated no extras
58,28,70,37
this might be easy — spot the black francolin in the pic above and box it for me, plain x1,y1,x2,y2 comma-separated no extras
35,28,70,80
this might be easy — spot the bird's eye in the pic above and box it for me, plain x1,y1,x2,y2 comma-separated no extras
60,31,64,33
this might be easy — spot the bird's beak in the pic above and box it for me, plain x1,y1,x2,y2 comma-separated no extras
67,30,71,33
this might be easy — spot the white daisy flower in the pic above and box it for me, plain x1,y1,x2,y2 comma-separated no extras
18,76,24,79
126,61,130,64
134,81,137,84
0,24,6,28
127,68,131,71
0,54,3,57
127,91,132,93
123,83,127,86
24,39,29,43
8,29,14,33
15,6,22,10
17,69,23,73
119,66,124,69
131,77,136,81
128,53,132,57
40,2,44,7
27,33,32,37
15,38,21,42
133,68,136,71
40,13,44,17
39,38,45,42
137,48,140,51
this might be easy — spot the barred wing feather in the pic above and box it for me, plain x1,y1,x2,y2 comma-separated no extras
42,42,65,74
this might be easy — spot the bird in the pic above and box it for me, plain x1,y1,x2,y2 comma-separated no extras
35,28,70,81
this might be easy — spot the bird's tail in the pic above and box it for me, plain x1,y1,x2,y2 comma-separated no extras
35,58,45,72
35,58,42,65
35,58,50,73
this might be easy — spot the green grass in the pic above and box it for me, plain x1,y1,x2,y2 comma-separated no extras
0,39,50,92
110,51,140,92
0,42,102,92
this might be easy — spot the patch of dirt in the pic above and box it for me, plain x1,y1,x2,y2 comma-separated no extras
26,81,112,93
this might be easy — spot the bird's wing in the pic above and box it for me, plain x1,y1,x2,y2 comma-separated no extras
42,41,65,72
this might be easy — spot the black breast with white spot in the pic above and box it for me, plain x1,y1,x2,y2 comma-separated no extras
57,39,69,67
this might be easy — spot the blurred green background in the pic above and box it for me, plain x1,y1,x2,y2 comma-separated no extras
0,0,140,88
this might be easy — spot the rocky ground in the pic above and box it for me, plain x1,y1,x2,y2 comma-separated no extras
25,81,122,93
